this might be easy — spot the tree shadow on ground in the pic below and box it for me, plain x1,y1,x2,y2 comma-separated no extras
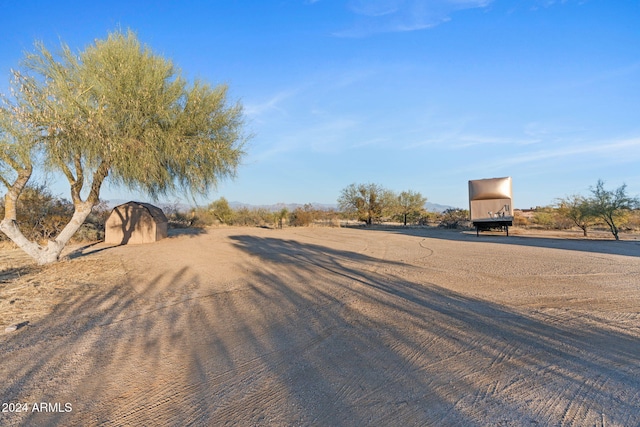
63,227,207,260
65,241,116,259
0,266,38,282
167,227,207,238
1,231,638,426
360,225,640,258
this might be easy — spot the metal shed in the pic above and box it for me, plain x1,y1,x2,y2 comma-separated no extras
468,177,513,236
105,201,168,245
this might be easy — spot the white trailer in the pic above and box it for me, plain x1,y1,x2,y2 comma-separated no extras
468,176,513,236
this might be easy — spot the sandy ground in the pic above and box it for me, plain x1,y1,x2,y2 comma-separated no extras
1,226,640,426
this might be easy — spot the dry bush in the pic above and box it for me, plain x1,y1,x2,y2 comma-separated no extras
290,205,315,227
0,184,74,243
532,207,572,230
439,208,470,229
513,211,529,227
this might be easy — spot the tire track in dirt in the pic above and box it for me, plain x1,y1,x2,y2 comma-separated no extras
95,320,340,426
558,374,609,427
88,245,348,426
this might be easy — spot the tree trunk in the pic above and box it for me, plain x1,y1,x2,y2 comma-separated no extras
0,202,94,265
0,158,109,264
605,215,620,240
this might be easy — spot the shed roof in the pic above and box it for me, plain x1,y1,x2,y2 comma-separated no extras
113,201,168,223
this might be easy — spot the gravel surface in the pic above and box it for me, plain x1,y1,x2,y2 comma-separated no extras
1,227,639,426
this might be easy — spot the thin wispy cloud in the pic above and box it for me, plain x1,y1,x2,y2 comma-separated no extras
250,115,362,164
487,137,640,170
334,0,494,37
244,90,297,119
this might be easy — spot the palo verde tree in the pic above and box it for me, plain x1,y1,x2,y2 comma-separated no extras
587,179,639,240
338,183,395,225
556,194,595,237
0,30,247,264
396,190,427,226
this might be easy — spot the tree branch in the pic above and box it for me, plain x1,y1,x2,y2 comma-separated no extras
86,160,110,205
2,164,32,221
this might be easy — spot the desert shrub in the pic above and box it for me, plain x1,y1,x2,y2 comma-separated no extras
231,207,273,227
209,197,234,225
0,184,74,243
309,208,341,227
153,202,343,230
71,200,110,242
439,208,470,229
418,211,441,226
319,209,341,227
532,209,554,228
290,204,315,227
0,190,110,243
190,206,218,228
73,223,103,242
532,207,572,230
168,213,192,228
623,210,640,231
513,211,529,227
162,203,195,228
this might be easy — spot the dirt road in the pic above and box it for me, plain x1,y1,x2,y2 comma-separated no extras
1,227,640,426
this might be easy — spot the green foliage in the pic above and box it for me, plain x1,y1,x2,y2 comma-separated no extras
10,30,247,201
556,195,596,236
532,207,557,229
338,183,382,224
232,207,273,227
0,107,36,192
11,184,74,241
161,202,340,229
75,200,110,241
587,179,639,240
395,190,427,226
417,211,441,226
530,206,572,230
274,207,288,229
0,29,247,263
0,184,106,243
338,183,402,225
209,197,235,225
624,209,640,231
440,208,469,229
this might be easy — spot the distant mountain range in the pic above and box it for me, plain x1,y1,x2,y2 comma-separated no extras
424,202,456,213
106,199,455,213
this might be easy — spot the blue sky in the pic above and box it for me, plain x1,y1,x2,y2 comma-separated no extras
1,0,639,209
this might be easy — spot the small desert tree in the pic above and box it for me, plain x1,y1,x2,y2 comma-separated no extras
0,30,246,264
338,183,394,225
396,190,427,226
587,180,639,240
209,197,235,225
556,194,595,237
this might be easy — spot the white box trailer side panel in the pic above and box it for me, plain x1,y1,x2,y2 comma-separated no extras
468,177,513,221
